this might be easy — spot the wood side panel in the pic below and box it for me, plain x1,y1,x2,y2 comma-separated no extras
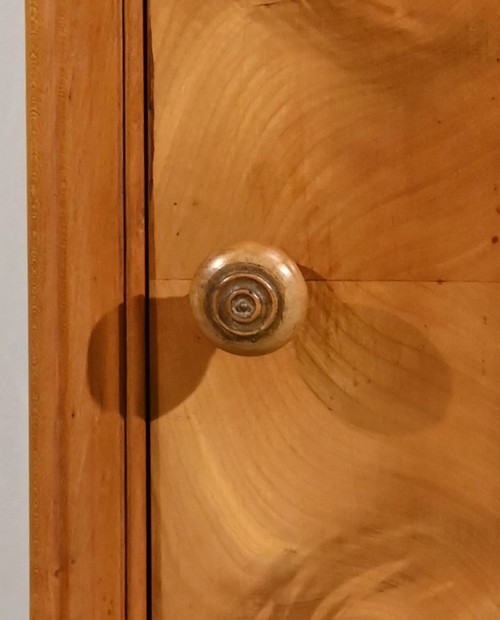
26,1,126,617
149,0,500,282
150,279,500,618
124,0,148,617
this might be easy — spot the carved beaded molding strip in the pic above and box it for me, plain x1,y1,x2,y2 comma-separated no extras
26,1,147,617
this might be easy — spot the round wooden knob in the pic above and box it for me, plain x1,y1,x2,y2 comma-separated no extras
190,242,308,355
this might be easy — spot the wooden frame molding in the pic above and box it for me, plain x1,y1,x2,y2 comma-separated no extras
26,0,147,617
124,0,148,618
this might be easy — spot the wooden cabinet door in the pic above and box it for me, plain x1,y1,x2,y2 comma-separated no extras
148,2,500,618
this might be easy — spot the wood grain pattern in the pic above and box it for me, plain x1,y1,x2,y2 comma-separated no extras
150,280,500,618
124,0,148,617
148,2,500,618
150,0,500,282
27,0,126,617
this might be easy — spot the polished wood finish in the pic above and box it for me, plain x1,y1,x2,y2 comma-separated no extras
190,242,308,356
149,1,500,618
151,280,500,618
124,1,148,617
149,0,500,283
26,0,147,617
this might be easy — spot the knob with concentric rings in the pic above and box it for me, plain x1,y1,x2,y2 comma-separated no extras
189,242,308,355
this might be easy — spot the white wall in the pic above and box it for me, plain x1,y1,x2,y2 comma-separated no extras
0,1,29,619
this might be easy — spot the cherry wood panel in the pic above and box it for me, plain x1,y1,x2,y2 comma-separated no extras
149,0,500,282
150,279,500,618
27,1,127,617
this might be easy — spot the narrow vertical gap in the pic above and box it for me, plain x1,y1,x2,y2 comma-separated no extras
122,0,152,615
143,0,153,617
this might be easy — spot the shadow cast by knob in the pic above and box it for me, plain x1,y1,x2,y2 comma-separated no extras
149,294,216,420
295,283,452,436
87,295,215,420
87,283,451,435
